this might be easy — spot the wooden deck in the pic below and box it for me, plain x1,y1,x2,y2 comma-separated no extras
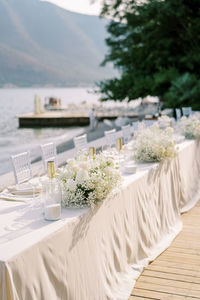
18,111,139,127
130,200,200,299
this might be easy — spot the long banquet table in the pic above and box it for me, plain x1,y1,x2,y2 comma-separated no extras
0,139,200,300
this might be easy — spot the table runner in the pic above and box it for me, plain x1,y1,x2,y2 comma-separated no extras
0,140,200,300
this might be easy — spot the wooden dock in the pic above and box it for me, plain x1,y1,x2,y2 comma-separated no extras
130,200,200,299
18,111,139,127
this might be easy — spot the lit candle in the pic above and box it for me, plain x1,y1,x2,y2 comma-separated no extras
116,138,123,151
45,203,61,221
89,147,96,156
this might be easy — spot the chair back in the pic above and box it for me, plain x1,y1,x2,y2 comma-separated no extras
182,107,192,117
41,142,57,171
121,124,131,144
73,134,88,153
11,151,32,184
143,120,156,127
104,129,116,147
132,121,139,131
175,108,181,120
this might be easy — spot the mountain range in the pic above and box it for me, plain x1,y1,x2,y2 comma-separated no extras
0,0,113,87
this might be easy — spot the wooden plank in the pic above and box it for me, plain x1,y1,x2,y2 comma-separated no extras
147,264,200,278
136,275,200,291
158,252,200,262
175,230,200,236
142,270,200,284
131,288,190,299
134,281,200,298
150,259,200,272
155,254,200,266
178,229,200,233
18,111,138,127
171,241,200,249
168,246,200,255
130,296,157,300
130,296,158,300
174,232,200,238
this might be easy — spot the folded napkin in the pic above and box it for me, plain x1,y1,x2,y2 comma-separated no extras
7,182,42,196
0,190,39,202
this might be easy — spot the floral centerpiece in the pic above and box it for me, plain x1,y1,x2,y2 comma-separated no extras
58,152,121,208
132,123,177,162
178,116,200,139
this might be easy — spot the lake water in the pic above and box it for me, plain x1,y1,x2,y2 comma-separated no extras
0,87,99,175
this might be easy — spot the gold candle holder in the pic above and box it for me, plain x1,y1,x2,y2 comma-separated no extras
47,161,56,178
116,138,123,152
89,147,96,156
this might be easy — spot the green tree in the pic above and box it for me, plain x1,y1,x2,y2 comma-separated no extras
98,0,200,109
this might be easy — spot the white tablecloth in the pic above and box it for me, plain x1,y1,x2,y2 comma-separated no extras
0,140,200,300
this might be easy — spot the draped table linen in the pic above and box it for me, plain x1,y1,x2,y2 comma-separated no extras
0,140,200,300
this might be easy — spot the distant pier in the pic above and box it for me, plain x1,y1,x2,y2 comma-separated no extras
18,111,139,127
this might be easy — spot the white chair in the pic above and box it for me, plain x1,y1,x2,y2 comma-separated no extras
175,108,181,120
73,134,88,154
143,120,156,127
131,121,139,138
40,142,57,171
182,107,192,117
103,119,113,128
121,124,131,144
104,129,116,148
11,151,32,184
132,121,141,133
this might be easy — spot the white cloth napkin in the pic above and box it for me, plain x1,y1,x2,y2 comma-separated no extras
7,185,41,196
7,179,42,194
0,191,38,202
0,179,42,202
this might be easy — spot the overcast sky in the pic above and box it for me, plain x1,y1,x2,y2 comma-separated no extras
41,0,102,15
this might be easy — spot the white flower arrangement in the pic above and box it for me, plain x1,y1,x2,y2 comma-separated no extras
57,152,121,208
132,124,177,162
178,116,200,139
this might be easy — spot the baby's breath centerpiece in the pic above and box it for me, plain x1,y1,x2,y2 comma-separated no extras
178,116,200,139
58,152,121,208
132,124,177,162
